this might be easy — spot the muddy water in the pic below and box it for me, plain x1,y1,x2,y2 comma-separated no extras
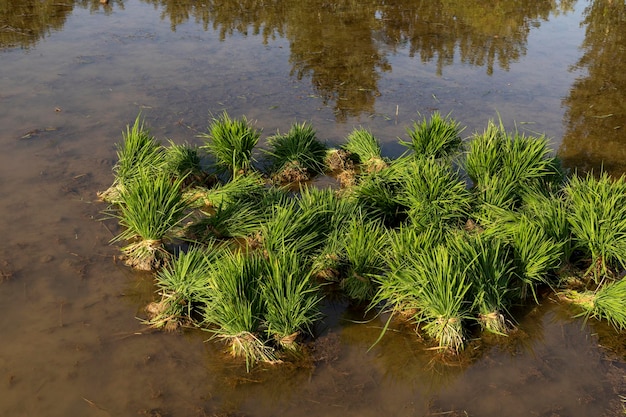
1,0,625,416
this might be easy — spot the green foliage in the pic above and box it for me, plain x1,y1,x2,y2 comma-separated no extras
465,120,563,210
261,249,323,349
100,115,164,203
151,246,214,326
201,250,275,369
396,157,472,230
565,172,626,280
163,140,203,182
343,127,387,171
564,277,626,331
339,216,387,301
111,169,190,270
265,122,327,182
399,111,464,159
200,112,260,178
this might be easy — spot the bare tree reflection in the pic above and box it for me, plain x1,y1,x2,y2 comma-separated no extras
560,0,626,175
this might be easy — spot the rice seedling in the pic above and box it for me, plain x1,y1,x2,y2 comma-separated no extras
190,172,266,208
347,168,405,227
199,112,260,178
465,120,563,211
200,249,276,369
384,225,445,272
297,186,357,234
264,122,327,183
99,115,164,203
451,232,515,334
148,245,214,329
260,248,323,349
343,127,388,172
565,171,626,281
339,216,388,301
163,140,204,185
521,191,572,260
110,169,190,270
561,277,626,331
375,242,474,352
395,157,472,231
497,215,563,301
190,201,265,241
399,112,464,159
260,193,339,257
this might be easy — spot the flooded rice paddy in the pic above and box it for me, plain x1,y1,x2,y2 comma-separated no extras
1,0,626,415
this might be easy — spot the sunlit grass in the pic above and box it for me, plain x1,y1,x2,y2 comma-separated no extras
200,112,260,178
149,245,214,329
261,248,323,349
565,171,626,281
395,157,472,231
201,249,276,369
110,169,190,270
99,115,164,203
561,277,626,331
399,111,464,159
343,127,387,172
264,122,327,183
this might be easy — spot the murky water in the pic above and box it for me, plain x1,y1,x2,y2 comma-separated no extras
1,0,625,415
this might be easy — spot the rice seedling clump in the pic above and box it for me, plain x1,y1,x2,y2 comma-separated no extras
99,112,626,368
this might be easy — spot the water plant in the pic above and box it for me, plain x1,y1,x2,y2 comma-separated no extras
452,232,514,334
561,277,626,331
264,122,327,183
339,215,387,301
200,249,276,369
163,140,204,185
149,245,214,329
110,169,190,270
99,115,164,203
376,242,474,352
200,112,260,178
465,120,563,211
343,127,387,172
395,157,472,231
565,171,626,280
260,248,323,350
399,112,464,159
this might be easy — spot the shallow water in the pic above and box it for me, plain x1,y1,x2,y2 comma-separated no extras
1,0,626,416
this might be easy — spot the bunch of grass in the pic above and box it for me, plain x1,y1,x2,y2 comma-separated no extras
339,216,387,301
452,232,514,334
265,122,327,183
376,243,473,352
343,127,387,172
201,249,276,369
465,121,562,211
565,172,626,281
163,140,204,185
399,112,464,159
521,192,572,260
149,246,213,329
190,172,266,208
561,277,626,331
260,248,323,349
99,115,164,203
260,197,332,256
200,112,260,178
110,169,190,270
385,225,444,272
191,201,264,241
396,157,472,231
347,168,405,227
297,186,357,234
489,215,563,301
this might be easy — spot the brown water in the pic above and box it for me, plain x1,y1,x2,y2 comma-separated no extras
1,0,626,416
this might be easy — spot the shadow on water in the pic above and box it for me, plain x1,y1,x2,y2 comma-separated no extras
1,0,626,415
